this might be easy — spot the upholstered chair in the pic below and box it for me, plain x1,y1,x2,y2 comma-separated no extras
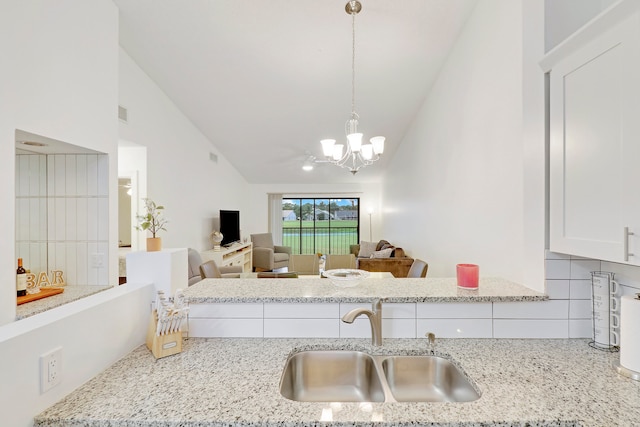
250,233,291,271
324,254,356,270
199,260,242,279
188,248,204,286
406,259,429,278
288,254,319,275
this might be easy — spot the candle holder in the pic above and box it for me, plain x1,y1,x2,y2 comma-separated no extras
457,264,479,289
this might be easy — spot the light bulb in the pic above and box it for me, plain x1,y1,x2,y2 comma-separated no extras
321,139,336,157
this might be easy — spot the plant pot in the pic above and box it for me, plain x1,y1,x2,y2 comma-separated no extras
147,237,162,252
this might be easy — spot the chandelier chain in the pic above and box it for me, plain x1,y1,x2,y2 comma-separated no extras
351,10,356,119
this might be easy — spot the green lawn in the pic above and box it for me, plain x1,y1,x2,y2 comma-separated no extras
282,220,358,254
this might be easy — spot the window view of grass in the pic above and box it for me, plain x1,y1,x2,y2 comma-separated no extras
282,198,359,254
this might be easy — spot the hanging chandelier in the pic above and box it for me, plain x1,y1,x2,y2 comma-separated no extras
320,0,385,175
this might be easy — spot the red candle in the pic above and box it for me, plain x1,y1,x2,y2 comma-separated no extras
457,264,479,289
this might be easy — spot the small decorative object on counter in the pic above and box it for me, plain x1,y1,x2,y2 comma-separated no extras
146,289,189,359
16,258,26,297
136,198,168,252
456,264,479,289
210,231,223,251
26,270,40,295
590,271,620,352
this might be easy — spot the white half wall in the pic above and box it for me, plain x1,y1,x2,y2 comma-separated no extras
0,282,155,427
118,49,250,252
381,0,526,286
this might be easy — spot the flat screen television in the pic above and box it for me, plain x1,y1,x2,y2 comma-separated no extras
219,210,240,247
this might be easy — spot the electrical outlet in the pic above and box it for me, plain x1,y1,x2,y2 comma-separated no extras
91,253,104,268
40,346,62,393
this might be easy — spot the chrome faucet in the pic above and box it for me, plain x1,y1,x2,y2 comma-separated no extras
341,299,383,346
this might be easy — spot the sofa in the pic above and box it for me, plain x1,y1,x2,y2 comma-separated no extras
350,240,414,278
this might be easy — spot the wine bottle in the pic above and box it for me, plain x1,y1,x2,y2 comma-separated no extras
16,258,27,297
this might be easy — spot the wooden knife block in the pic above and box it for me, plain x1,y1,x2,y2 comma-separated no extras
146,310,183,359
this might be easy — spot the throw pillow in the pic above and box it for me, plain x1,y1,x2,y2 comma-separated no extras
358,241,378,258
380,242,396,257
370,248,394,258
376,239,391,251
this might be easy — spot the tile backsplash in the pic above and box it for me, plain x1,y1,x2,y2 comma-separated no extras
15,153,109,286
545,250,640,339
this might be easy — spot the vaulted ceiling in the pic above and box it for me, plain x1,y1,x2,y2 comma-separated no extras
114,0,477,184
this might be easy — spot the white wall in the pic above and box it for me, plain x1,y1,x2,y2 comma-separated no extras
0,0,120,325
118,49,250,252
381,0,525,284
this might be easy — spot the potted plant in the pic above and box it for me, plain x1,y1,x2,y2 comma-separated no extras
136,198,168,251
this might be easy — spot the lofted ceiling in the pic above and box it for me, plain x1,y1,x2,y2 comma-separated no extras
114,0,477,184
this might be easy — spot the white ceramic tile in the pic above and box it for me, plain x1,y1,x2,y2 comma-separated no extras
190,303,263,318
65,198,77,241
570,259,601,280
620,284,640,297
493,300,569,319
97,154,109,196
97,197,109,241
76,198,88,241
417,302,492,318
87,242,98,285
601,261,640,290
339,318,371,338
28,198,42,240
87,198,98,241
545,259,571,279
29,242,46,274
76,243,88,285
54,155,66,197
65,243,78,286
97,241,109,285
383,319,416,338
264,319,339,338
46,155,55,195
28,155,42,196
16,198,29,241
569,319,592,338
65,155,76,196
47,198,55,241
339,303,415,318
55,198,66,241
417,319,493,338
569,299,592,319
570,279,592,299
545,280,570,300
493,320,569,338
38,198,47,241
86,155,98,196
545,250,571,260
189,318,263,338
264,303,339,318
76,155,87,196
17,155,28,197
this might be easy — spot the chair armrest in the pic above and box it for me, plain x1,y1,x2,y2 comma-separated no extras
274,245,292,255
220,265,243,274
253,247,275,270
350,245,360,257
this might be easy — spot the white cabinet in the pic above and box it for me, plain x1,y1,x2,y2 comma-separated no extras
544,4,640,265
200,241,253,272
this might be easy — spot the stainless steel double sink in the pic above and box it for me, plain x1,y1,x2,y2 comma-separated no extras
279,350,480,403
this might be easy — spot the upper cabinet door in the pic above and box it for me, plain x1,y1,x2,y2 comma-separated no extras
548,9,640,265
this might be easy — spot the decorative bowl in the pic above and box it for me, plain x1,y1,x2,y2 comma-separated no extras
323,269,370,288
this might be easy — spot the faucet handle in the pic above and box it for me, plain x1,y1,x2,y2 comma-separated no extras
425,332,436,354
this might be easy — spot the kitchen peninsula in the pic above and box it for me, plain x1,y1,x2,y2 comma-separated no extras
183,277,549,339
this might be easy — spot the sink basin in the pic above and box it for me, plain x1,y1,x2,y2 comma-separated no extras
381,355,480,402
279,350,385,402
280,351,480,403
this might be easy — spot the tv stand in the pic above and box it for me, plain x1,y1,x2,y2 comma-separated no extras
201,241,252,273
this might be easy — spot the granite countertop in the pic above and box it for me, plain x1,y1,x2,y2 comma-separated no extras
183,276,547,303
34,338,640,427
16,285,113,320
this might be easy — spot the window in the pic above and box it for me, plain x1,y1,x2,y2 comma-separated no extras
282,198,360,254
